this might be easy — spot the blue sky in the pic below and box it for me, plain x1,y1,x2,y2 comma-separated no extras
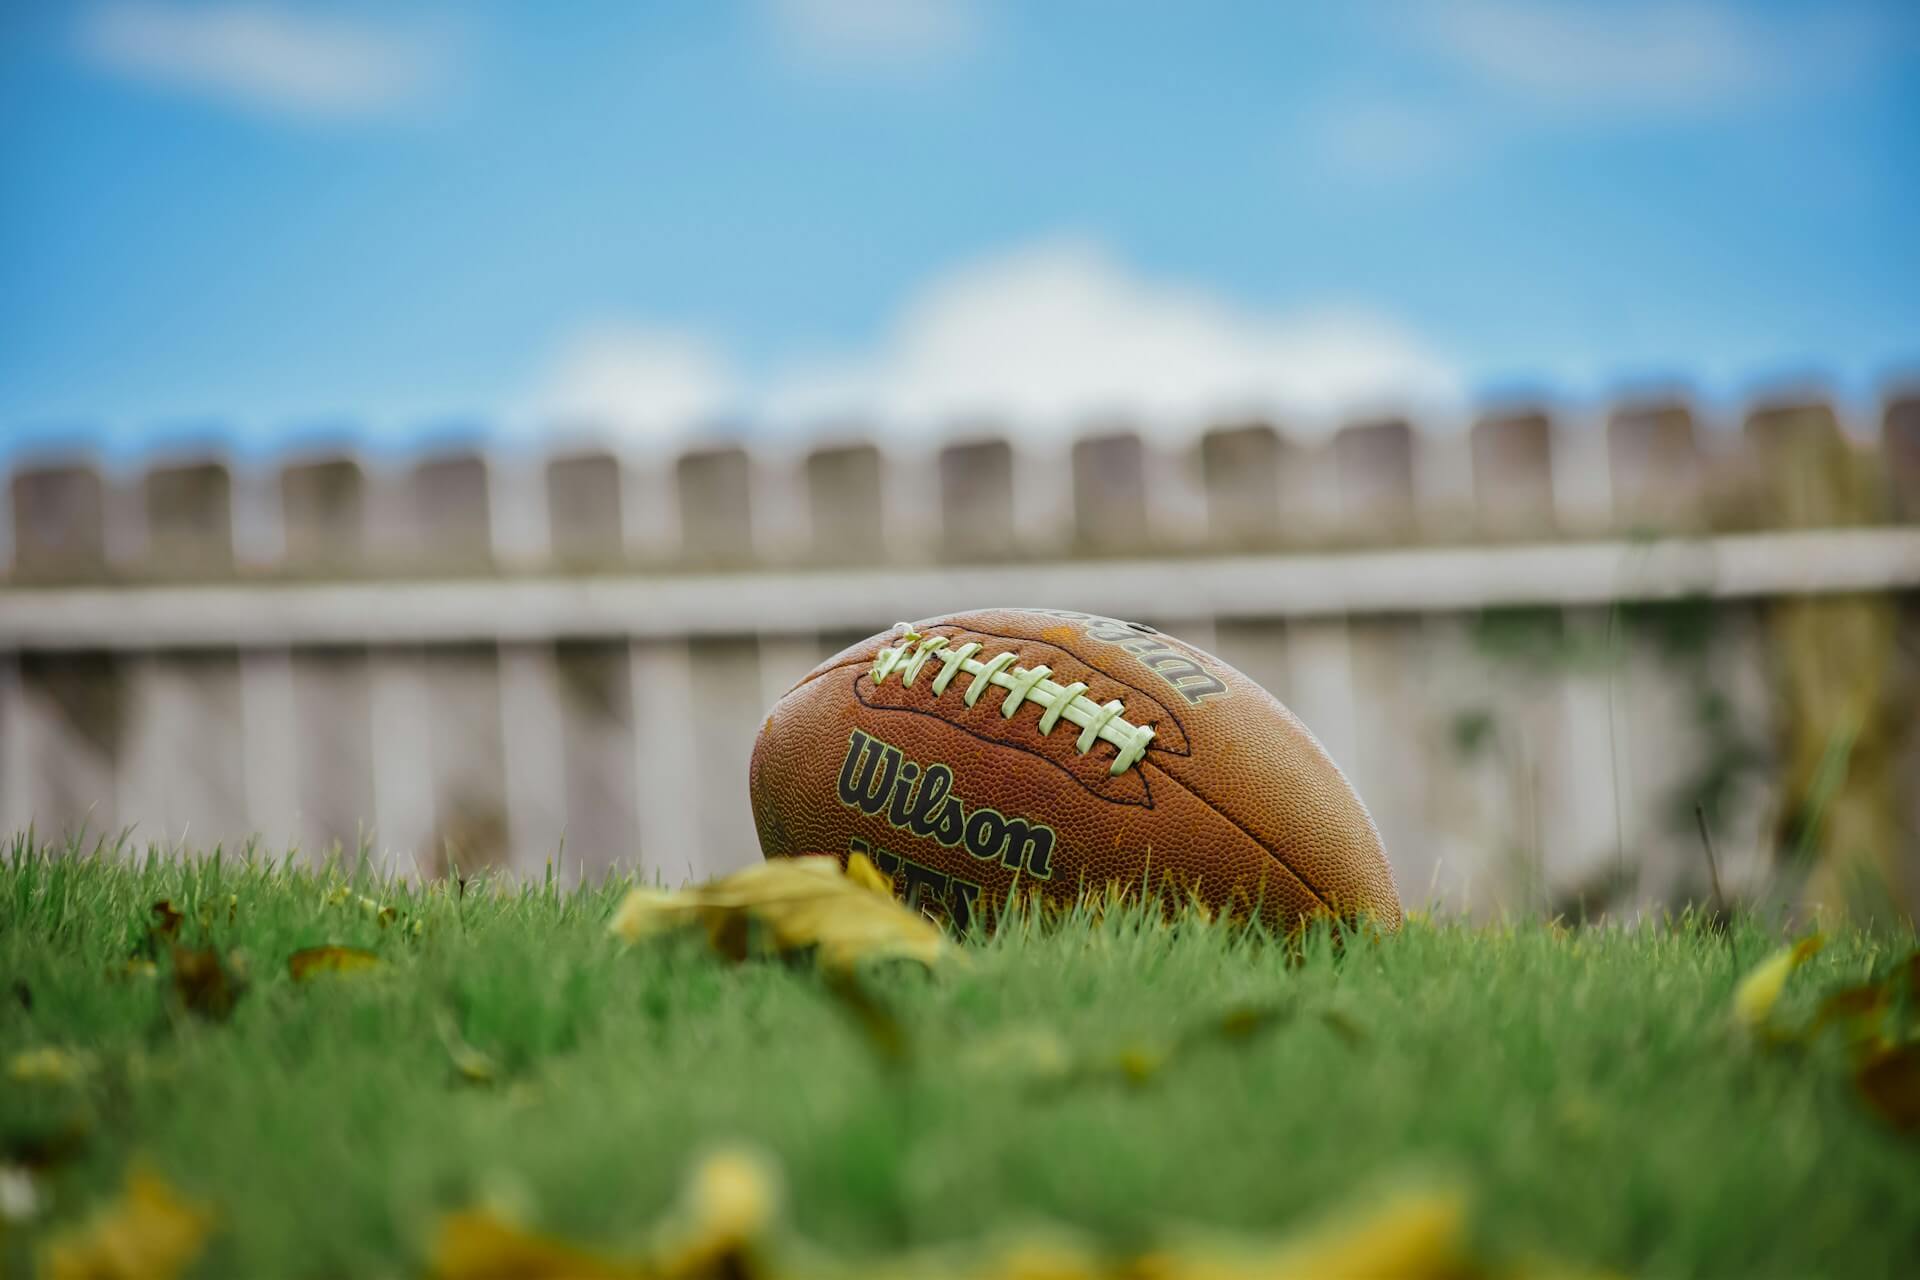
2,0,1916,459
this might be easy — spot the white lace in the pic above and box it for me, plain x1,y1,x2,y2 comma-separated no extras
870,625,1156,775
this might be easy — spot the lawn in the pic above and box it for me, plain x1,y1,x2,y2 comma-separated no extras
2,836,1917,1279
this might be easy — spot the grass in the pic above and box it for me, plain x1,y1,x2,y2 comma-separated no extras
2,835,1918,1279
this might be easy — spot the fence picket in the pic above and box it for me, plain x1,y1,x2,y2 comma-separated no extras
2,394,1915,914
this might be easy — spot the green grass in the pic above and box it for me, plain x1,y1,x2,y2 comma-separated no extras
2,836,1917,1279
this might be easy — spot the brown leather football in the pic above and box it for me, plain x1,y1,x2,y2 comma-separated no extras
748,608,1401,933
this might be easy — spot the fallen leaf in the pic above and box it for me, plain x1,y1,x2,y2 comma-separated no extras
1119,1045,1174,1086
288,946,382,982
429,1209,641,1280
170,946,244,1021
1733,934,1825,1032
1235,1186,1472,1280
2,1116,91,1171
7,1046,93,1085
1805,983,1892,1056
435,1012,500,1086
1854,1043,1920,1133
974,1234,1107,1278
845,850,894,896
1213,1003,1292,1044
652,1145,780,1279
150,900,184,940
38,1167,213,1280
1315,1008,1371,1051
609,857,952,970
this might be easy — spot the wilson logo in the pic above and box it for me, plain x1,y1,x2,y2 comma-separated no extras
836,730,1056,879
1039,610,1228,705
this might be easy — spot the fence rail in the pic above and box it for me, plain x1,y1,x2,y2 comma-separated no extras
3,391,1917,916
4,527,1919,649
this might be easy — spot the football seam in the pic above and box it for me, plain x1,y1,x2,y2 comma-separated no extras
850,673,1157,809
1140,758,1338,913
913,621,1198,756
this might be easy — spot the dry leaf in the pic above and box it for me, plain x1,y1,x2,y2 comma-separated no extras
1115,1046,1167,1085
7,1047,92,1085
435,1012,500,1086
1806,983,1892,1055
288,946,382,982
1214,1004,1288,1043
845,850,894,896
170,946,244,1021
149,900,184,940
38,1167,213,1280
429,1209,641,1280
3,1117,91,1172
1854,1043,1920,1133
1315,1008,1371,1051
1228,1186,1472,1280
609,857,952,970
971,1235,1107,1279
1733,934,1825,1031
652,1145,780,1279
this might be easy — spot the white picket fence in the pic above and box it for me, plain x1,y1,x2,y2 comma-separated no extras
3,392,1917,914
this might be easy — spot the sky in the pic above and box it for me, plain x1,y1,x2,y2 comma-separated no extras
1,0,1916,461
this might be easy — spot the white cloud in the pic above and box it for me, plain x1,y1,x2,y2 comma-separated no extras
79,3,450,120
527,328,739,442
1421,1,1889,114
531,241,1460,445
767,0,979,71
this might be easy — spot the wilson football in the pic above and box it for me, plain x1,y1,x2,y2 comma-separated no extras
749,608,1401,933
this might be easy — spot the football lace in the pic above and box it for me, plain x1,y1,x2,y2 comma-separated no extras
869,625,1156,776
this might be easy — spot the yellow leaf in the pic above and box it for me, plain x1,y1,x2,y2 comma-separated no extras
7,1047,92,1085
609,858,952,970
39,1168,213,1280
1115,1046,1167,1085
1239,1186,1471,1280
428,1209,641,1280
607,886,684,945
845,850,894,896
288,946,382,981
652,1146,780,1279
974,1235,1107,1279
1733,934,1825,1031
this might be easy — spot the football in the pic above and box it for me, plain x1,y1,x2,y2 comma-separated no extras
749,608,1401,933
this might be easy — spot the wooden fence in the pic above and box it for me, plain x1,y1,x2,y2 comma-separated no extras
3,391,1918,916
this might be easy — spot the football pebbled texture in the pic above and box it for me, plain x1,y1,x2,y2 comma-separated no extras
749,608,1401,933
